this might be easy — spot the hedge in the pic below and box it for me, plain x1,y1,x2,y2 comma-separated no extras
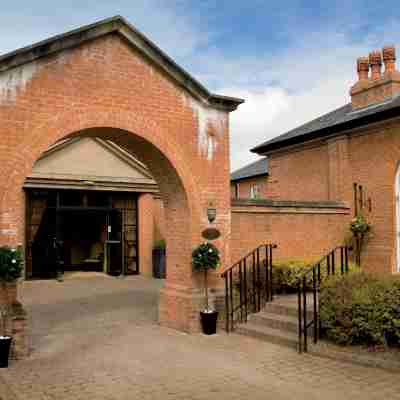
320,272,400,346
271,258,357,293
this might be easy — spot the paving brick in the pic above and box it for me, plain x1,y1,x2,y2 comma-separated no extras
1,276,399,400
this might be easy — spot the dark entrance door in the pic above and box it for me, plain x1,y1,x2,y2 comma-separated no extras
106,209,123,276
30,207,58,279
105,208,138,276
26,189,139,279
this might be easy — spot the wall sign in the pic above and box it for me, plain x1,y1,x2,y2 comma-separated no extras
201,228,221,240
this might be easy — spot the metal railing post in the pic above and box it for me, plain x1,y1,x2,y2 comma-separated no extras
252,252,256,312
239,261,243,323
269,244,274,301
303,276,307,352
256,247,261,311
298,283,302,353
313,266,317,344
243,257,248,322
222,243,277,332
224,273,229,332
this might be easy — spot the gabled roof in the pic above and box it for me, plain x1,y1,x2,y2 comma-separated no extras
252,95,400,154
0,16,244,112
230,158,268,182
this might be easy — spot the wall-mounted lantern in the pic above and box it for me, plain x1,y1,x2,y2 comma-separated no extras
207,207,216,224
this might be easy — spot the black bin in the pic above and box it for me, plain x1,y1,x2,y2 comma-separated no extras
152,248,166,279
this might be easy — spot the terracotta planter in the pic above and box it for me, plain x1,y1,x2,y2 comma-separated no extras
0,281,18,306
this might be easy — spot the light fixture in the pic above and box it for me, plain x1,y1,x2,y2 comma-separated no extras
207,207,216,224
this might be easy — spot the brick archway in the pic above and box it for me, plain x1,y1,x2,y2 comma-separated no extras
0,19,243,333
1,109,206,332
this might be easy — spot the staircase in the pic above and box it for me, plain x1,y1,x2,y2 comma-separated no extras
224,245,351,352
235,294,314,350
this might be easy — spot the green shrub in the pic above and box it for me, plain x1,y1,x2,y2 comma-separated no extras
153,239,166,249
320,272,400,346
271,258,357,292
0,246,23,282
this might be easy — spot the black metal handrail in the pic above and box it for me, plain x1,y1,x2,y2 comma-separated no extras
296,245,351,353
222,244,277,332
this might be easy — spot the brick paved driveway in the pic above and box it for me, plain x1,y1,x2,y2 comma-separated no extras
1,275,400,400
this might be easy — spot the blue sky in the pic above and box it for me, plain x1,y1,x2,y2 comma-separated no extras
1,1,400,169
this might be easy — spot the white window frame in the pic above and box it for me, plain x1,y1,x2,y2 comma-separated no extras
250,184,260,199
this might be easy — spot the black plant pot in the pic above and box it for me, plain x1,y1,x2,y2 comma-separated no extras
200,311,218,335
0,336,12,368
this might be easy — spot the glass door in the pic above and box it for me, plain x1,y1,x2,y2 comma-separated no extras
105,210,123,276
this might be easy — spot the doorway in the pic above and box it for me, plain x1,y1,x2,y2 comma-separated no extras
25,189,138,279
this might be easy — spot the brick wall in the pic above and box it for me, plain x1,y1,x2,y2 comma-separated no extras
0,31,234,333
346,121,400,274
230,202,349,266
255,117,400,274
153,196,166,243
138,193,154,278
267,144,329,201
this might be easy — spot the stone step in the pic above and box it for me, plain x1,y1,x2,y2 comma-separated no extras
249,310,316,334
263,300,314,320
249,311,298,333
235,322,298,350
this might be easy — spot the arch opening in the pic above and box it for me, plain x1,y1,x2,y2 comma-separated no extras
1,123,206,333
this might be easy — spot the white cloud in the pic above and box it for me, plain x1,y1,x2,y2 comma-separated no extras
210,25,400,170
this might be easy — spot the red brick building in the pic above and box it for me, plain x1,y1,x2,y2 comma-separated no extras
230,158,269,199
0,16,243,336
4,15,400,360
250,45,400,275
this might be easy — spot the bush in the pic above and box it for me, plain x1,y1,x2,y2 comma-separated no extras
272,258,357,293
153,239,166,249
0,246,23,282
320,272,400,346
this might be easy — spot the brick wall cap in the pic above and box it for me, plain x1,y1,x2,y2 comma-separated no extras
0,15,244,111
231,198,349,209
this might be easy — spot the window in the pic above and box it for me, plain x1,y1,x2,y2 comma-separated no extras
250,184,260,199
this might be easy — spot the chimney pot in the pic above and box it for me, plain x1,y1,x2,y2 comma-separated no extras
383,45,396,75
357,56,369,81
369,50,383,80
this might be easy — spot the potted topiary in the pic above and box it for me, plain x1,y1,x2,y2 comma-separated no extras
192,242,220,335
0,246,23,305
0,246,23,368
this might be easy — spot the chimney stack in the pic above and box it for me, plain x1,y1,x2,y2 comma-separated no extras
369,50,382,81
383,45,396,76
357,57,369,81
350,46,400,109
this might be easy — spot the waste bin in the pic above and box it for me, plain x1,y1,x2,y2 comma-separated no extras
152,247,166,279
